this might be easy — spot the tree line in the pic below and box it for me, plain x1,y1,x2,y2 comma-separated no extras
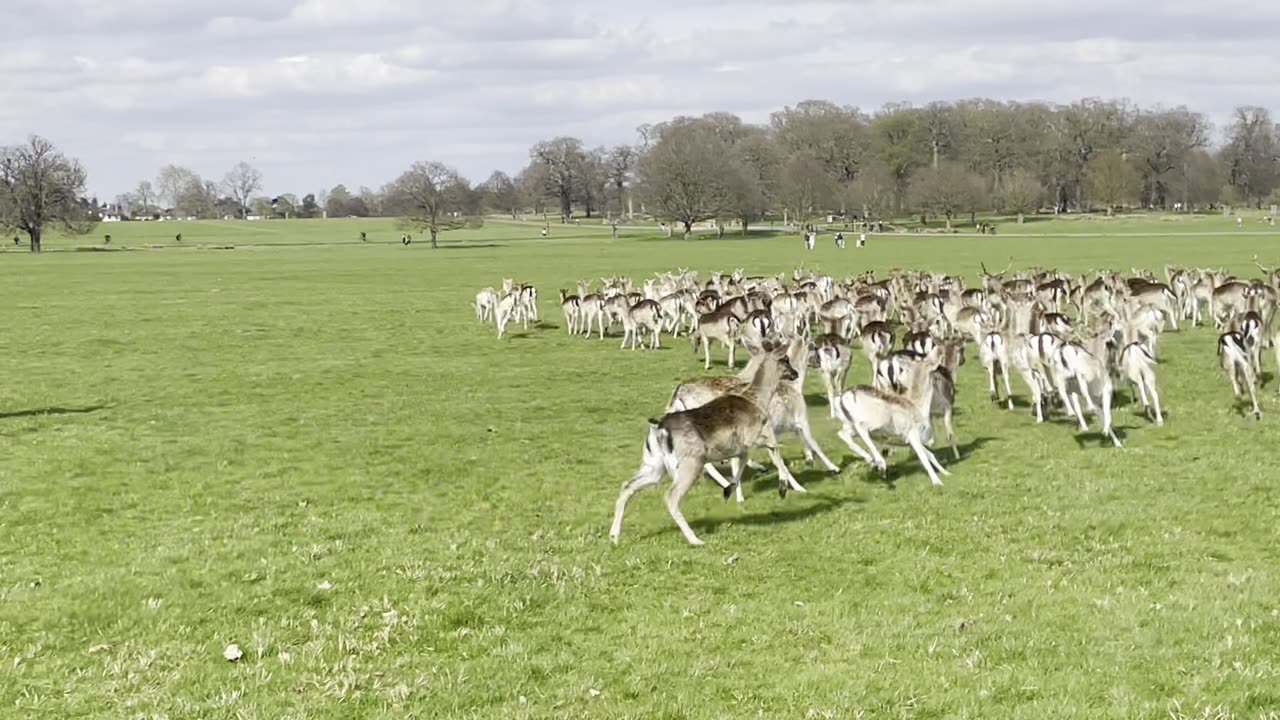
3,97,1278,251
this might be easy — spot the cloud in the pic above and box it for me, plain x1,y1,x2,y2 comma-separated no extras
0,0,1275,200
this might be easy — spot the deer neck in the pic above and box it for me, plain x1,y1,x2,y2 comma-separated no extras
745,358,783,408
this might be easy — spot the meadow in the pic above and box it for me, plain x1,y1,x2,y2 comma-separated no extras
3,215,1280,719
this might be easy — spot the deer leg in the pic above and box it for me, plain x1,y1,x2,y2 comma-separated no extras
702,337,712,370
851,422,889,476
1146,375,1165,426
703,463,732,490
729,456,746,504
1001,365,1015,411
609,463,665,544
1101,387,1122,448
943,407,959,460
665,459,706,546
907,435,946,486
798,415,841,473
726,339,736,369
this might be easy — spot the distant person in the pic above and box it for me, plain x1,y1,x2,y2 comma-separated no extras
1237,217,1244,228
401,233,411,245
104,234,111,245
804,231,815,251
835,232,845,249
12,236,19,246
360,231,367,242
175,233,182,242
541,227,548,237
857,232,867,248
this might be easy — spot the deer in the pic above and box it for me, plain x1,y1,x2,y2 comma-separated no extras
1118,342,1164,426
620,299,663,350
559,289,581,335
1218,330,1262,420
832,345,952,487
811,333,853,419
691,306,743,370
979,331,1016,411
475,287,499,323
1050,329,1123,448
609,342,800,546
872,339,965,461
856,320,894,381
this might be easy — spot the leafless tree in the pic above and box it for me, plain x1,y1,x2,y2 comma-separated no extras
134,181,155,217
997,169,1045,223
1087,150,1140,215
635,119,735,237
530,137,586,221
0,135,93,252
156,165,197,211
480,171,520,218
1223,106,1279,207
222,161,263,219
909,161,985,229
606,145,635,217
386,161,468,248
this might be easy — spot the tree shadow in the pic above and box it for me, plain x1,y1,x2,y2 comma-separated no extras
0,405,108,420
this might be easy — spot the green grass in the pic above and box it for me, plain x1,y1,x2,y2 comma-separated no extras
4,220,1280,719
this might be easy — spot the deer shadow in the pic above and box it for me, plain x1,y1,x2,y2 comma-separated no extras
684,494,860,536
0,405,109,420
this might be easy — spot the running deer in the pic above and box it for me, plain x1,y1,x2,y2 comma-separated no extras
832,346,952,486
609,342,800,546
1219,330,1262,420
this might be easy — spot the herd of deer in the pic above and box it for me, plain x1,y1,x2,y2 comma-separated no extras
474,256,1280,545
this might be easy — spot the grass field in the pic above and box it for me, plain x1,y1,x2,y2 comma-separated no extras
4,218,1280,719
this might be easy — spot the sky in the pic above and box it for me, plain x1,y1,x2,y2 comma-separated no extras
3,0,1278,201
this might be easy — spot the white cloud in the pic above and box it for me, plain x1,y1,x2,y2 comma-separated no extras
0,0,1276,200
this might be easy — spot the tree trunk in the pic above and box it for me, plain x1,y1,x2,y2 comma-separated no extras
1106,205,1114,217
29,226,41,253
682,220,693,239
741,219,748,235
559,192,571,221
430,227,439,248
1017,212,1025,224
945,214,952,231
969,210,976,225
932,142,939,170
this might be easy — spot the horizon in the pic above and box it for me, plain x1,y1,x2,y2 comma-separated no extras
4,0,1279,200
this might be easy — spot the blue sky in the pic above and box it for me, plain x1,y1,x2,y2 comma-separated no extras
2,0,1276,200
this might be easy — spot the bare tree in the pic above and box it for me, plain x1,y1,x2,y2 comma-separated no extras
480,171,520,218
0,135,93,252
1087,150,1140,215
386,161,468,248
1131,107,1209,209
222,162,262,219
530,137,586,221
606,145,636,217
997,169,1045,223
156,165,197,211
1222,106,1279,208
635,119,735,238
778,153,836,227
134,180,155,217
909,162,985,229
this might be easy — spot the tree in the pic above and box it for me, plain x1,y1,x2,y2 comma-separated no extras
1131,107,1209,208
1087,150,1140,214
0,136,93,252
480,171,520,217
530,137,586,220
325,184,352,218
778,153,836,227
909,162,985,229
577,148,607,218
635,119,735,238
606,145,636,216
274,193,298,219
250,196,274,218
385,161,468,248
844,159,896,221
299,193,318,218
1222,106,1279,208
222,161,262,219
133,181,155,218
156,165,198,213
358,186,384,217
997,169,1045,223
